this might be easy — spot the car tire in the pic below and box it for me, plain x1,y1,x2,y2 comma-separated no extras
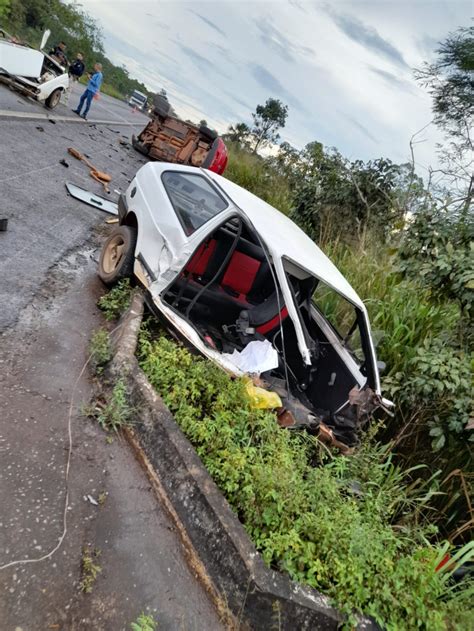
45,88,62,109
132,135,150,156
153,94,170,118
199,125,218,141
98,225,137,286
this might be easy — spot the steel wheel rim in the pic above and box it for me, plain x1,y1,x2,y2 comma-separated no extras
103,235,125,274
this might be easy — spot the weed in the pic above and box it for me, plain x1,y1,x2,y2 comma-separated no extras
131,613,157,631
138,331,473,630
97,379,133,432
98,279,132,321
80,546,101,593
84,380,134,433
89,328,112,374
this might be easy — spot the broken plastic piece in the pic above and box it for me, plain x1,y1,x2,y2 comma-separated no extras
65,182,118,215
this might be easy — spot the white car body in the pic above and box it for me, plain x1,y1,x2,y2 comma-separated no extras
114,162,391,446
0,33,69,106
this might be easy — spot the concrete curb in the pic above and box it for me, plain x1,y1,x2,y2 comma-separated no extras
111,292,379,631
0,109,142,125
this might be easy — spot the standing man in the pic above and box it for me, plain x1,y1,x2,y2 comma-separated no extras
69,52,85,80
72,62,103,120
65,52,85,105
49,41,68,66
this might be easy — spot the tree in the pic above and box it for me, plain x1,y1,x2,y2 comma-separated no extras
0,0,10,19
250,98,288,153
416,26,473,144
415,26,473,222
224,122,251,146
290,142,411,244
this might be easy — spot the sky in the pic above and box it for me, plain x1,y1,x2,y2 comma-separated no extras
80,0,471,171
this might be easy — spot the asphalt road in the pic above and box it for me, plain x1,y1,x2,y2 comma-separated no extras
0,80,150,125
0,83,148,332
0,86,224,630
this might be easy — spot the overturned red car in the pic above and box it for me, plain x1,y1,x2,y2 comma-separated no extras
132,93,228,175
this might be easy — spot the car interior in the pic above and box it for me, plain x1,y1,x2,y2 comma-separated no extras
162,216,371,444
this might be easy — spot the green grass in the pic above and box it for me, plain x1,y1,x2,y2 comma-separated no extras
80,546,102,593
224,142,292,215
89,328,112,375
137,330,473,630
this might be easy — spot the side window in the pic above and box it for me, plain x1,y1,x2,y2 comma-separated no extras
162,172,228,235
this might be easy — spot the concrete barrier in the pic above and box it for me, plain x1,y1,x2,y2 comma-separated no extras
110,290,379,630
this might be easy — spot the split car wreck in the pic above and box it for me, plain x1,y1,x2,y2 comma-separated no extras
98,163,392,450
0,29,68,109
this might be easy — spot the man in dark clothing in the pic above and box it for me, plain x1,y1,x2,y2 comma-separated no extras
69,53,85,79
65,52,85,105
50,41,68,66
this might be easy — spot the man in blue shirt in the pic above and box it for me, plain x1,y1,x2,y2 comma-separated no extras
73,63,103,120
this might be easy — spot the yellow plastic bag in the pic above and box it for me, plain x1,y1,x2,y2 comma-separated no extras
244,378,282,410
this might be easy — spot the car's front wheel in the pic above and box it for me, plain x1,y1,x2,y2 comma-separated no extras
98,225,137,286
45,88,62,109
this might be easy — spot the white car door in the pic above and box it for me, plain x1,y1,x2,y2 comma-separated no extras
131,164,236,297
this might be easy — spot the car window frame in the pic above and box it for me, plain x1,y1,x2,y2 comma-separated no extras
161,170,229,237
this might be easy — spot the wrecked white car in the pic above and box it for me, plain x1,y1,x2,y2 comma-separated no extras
0,29,69,109
98,163,391,448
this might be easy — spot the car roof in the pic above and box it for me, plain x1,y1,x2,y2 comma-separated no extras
138,162,364,310
205,170,365,310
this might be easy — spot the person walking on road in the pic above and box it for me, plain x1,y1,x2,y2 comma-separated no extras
72,62,103,120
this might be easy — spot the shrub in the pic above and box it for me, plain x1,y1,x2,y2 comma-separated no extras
138,331,473,630
97,279,132,320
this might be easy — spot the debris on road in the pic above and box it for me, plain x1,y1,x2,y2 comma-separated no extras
85,494,99,506
59,158,69,168
0,218,8,231
36,125,44,132
67,146,112,192
65,182,118,215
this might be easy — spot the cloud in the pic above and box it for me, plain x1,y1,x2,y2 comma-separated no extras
343,114,378,143
178,44,231,79
369,66,418,94
189,10,226,37
255,16,316,63
329,12,408,68
250,64,306,113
